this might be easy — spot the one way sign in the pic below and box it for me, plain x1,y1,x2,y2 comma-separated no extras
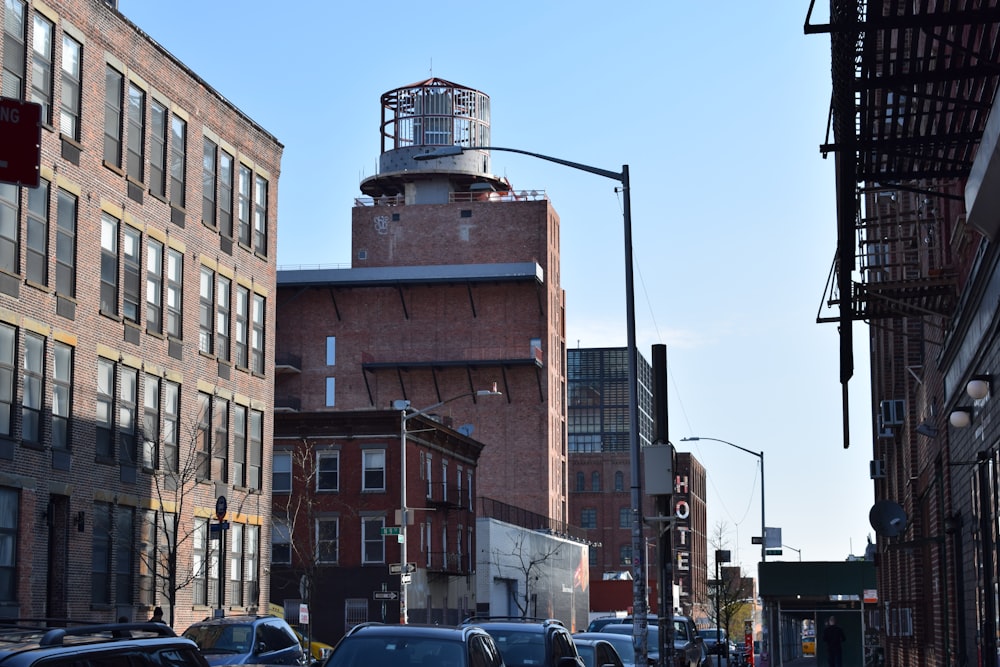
373,591,399,601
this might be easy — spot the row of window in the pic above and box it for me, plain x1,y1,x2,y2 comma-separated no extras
3,0,270,257
273,449,475,507
271,515,474,571
574,470,626,493
579,506,632,530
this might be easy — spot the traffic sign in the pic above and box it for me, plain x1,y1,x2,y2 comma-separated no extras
215,495,228,520
0,97,41,188
373,591,399,601
380,527,401,536
389,562,417,575
400,574,412,585
209,521,230,532
751,536,762,545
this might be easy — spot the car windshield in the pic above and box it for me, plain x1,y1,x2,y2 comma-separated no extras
484,630,546,667
328,636,466,667
601,626,659,652
182,624,254,654
699,630,726,640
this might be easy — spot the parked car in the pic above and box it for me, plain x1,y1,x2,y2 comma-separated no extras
697,629,729,657
325,622,503,667
182,614,305,665
600,618,706,667
0,620,208,667
801,634,815,656
461,616,586,667
573,632,648,667
573,638,625,667
586,615,657,634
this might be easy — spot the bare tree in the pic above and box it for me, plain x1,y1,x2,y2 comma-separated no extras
491,531,563,618
708,522,755,639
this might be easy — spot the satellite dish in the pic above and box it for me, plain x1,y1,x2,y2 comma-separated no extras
457,424,474,437
869,500,908,537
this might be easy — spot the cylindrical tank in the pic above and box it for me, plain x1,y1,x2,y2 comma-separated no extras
360,78,509,201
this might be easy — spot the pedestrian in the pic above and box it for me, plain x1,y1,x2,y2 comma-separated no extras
822,616,846,667
149,607,165,624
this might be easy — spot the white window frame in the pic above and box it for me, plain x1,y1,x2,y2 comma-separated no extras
362,449,385,492
326,336,336,366
271,519,291,565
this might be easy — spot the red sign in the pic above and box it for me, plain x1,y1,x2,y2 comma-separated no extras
0,97,42,188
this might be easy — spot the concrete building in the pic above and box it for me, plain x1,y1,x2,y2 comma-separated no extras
811,3,1000,666
0,0,281,629
273,78,586,637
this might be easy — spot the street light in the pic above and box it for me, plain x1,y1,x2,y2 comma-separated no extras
679,437,766,563
392,384,502,624
414,145,646,665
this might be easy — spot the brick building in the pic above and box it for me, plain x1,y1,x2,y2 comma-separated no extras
0,0,281,630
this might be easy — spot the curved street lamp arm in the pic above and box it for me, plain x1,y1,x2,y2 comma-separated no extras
681,435,762,460
415,144,625,183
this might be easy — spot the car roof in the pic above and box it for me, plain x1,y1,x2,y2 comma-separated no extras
347,622,485,640
186,615,280,627
0,622,201,665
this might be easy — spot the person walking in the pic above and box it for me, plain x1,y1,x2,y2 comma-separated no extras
149,607,165,624
822,616,846,667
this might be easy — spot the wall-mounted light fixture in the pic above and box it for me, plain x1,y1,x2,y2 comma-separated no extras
950,407,974,428
967,374,993,400
916,420,939,438
76,511,85,532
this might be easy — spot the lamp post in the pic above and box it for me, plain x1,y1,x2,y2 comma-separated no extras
392,384,502,624
415,145,646,665
680,436,766,563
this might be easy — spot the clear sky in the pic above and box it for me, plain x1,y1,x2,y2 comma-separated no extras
118,1,874,574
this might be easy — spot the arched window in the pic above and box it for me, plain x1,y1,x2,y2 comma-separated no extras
614,471,624,491
576,472,585,492
591,471,601,492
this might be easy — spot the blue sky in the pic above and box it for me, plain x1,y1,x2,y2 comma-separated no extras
118,1,874,572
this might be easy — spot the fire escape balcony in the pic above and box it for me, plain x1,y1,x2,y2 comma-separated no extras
424,482,468,510
426,551,469,576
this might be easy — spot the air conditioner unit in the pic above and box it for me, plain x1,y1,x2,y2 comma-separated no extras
877,417,894,439
880,399,905,426
870,460,886,479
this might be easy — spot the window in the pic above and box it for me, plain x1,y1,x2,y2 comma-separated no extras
580,508,597,529
237,164,251,246
362,449,385,491
119,366,137,464
92,502,112,604
325,377,335,407
441,460,448,502
317,517,339,564
100,213,119,316
326,336,336,365
0,324,13,438
166,247,182,339
219,150,234,238
195,392,210,480
115,507,134,604
614,471,624,492
233,403,246,487
55,188,76,297
216,275,230,361
273,451,291,493
619,507,630,529
25,177,49,285
30,13,54,124
59,34,81,139
424,453,433,498
146,238,163,334
138,509,156,605
149,100,167,197
467,469,473,510
345,599,368,631
248,408,262,490
253,175,268,255
52,342,72,450
192,517,208,604
170,116,186,207
589,547,598,568
619,544,632,566
163,380,179,472
575,472,585,492
104,65,124,167
202,138,217,227
21,331,43,444
234,285,249,369
213,396,229,482
123,226,141,323
591,471,601,492
96,357,114,458
0,487,16,603
2,0,26,98
142,374,159,469
229,522,243,605
245,524,258,605
127,84,145,182
317,451,339,491
0,183,18,274
271,518,291,565
199,267,214,354
251,293,265,374
362,517,385,563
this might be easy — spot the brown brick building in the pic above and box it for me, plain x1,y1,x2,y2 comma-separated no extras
0,0,281,630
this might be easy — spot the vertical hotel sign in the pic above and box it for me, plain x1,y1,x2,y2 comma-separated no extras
673,471,692,607
0,97,42,188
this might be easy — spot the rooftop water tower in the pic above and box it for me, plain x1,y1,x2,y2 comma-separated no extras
360,78,510,204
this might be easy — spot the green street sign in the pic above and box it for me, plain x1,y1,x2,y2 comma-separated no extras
765,549,783,556
380,527,402,536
